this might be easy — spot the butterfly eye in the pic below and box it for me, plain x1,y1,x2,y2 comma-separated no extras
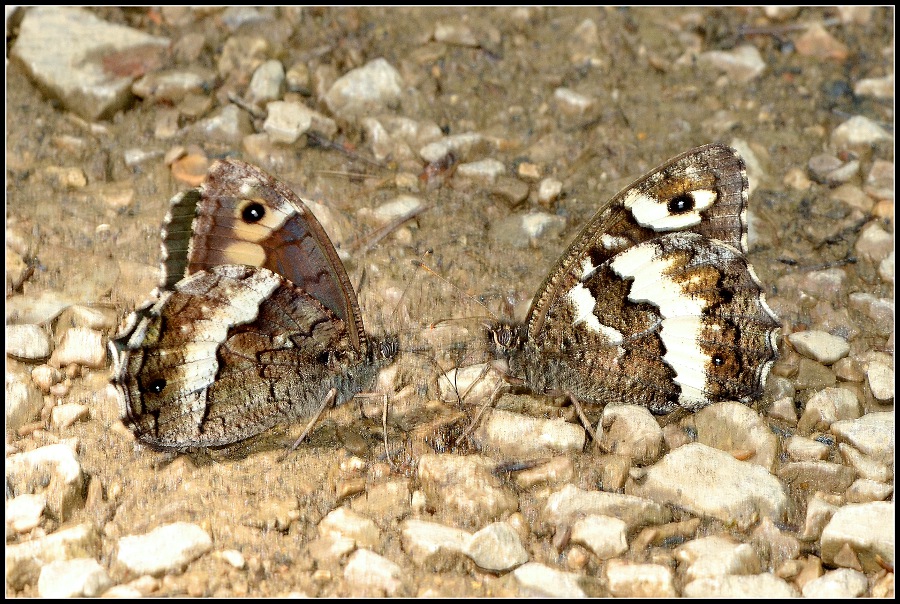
241,202,266,223
711,354,726,367
146,378,167,394
668,193,695,214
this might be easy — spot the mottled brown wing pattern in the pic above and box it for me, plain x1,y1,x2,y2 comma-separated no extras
493,144,780,413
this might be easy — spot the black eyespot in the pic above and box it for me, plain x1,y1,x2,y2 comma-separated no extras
668,193,694,214
147,378,167,394
242,202,266,223
720,289,734,304
712,354,725,367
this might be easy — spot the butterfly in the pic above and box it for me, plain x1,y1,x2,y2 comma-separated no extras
489,144,780,414
110,160,398,449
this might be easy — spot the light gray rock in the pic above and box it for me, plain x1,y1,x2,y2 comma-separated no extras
800,493,839,541
698,45,766,83
865,362,894,400
570,515,628,560
785,435,829,461
553,87,596,116
543,484,672,531
855,222,894,263
6,443,84,521
434,22,479,47
5,493,47,533
437,363,504,405
419,132,486,163
689,402,778,470
5,523,100,591
604,560,676,597
417,454,517,529
831,412,894,465
519,212,566,241
262,101,311,143
5,377,44,434
49,326,105,369
626,443,787,529
6,324,51,360
821,501,894,572
515,456,575,489
600,404,663,465
838,443,892,483
10,7,169,120
307,533,356,566
131,69,213,102
472,408,585,457
787,330,850,364
194,104,253,143
830,115,893,149
318,507,380,549
324,58,404,120
846,478,893,503
798,387,861,434
878,251,894,283
537,178,563,204
343,549,403,597
801,568,869,598
683,573,798,597
37,558,111,598
464,522,528,571
247,59,284,105
371,195,424,223
115,522,212,577
400,519,470,566
778,461,856,494
512,562,586,598
456,158,506,183
675,535,761,582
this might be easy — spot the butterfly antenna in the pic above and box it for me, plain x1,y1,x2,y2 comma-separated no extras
347,204,430,255
411,256,500,326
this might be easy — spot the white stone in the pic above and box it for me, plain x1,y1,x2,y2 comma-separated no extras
683,573,798,597
115,522,212,576
6,443,84,521
5,523,100,591
417,454,517,528
6,324,51,359
800,493,839,541
690,401,778,470
537,178,563,204
400,519,470,565
50,403,90,429
787,330,850,364
553,87,595,116
419,132,485,163
878,251,894,283
626,443,787,530
543,484,671,531
798,387,861,434
372,195,423,223
49,327,106,369
675,535,761,582
37,558,111,597
605,560,676,597
263,101,312,143
570,515,628,560
5,493,47,533
217,549,246,569
698,45,766,83
5,377,44,433
512,562,586,598
802,568,869,598
520,212,566,240
866,362,894,400
464,522,529,571
831,115,893,148
831,412,894,465
318,507,380,548
838,443,892,483
821,501,894,572
437,363,504,405
343,549,403,596
247,59,284,105
600,404,663,465
785,435,829,462
193,104,253,142
456,158,506,183
855,222,894,263
324,58,404,120
472,408,585,457
846,478,893,503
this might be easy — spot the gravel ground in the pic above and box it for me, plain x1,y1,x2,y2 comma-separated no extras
5,7,894,598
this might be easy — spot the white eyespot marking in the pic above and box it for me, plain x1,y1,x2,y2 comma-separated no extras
600,234,630,250
610,243,706,317
623,189,717,231
238,179,262,197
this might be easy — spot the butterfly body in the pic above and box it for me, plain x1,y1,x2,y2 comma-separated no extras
491,144,780,413
111,160,396,450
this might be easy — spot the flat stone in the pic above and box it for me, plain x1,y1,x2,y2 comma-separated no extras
846,478,893,503
800,493,839,541
802,568,869,598
604,560,676,597
683,573,798,597
115,522,212,577
838,444,892,483
831,115,893,149
419,132,486,163
472,408,585,457
464,522,528,571
798,387,861,434
5,377,44,433
437,363,504,405
456,158,506,183
246,59,285,106
350,480,411,522
698,45,766,83
675,535,761,582
778,461,856,494
37,558,112,598
626,443,787,530
324,58,404,121
570,515,628,560
514,456,575,489
343,549,403,597
821,501,894,572
6,324,51,360
830,412,893,465
785,435,830,462
400,519,470,566
787,330,850,364
855,222,894,263
865,362,894,400
795,23,849,59
793,357,837,390
371,195,423,223
6,443,84,521
5,493,47,533
688,401,778,470
318,507,380,549
10,7,169,120
543,484,672,532
193,104,253,143
511,562,586,598
132,69,213,102
263,101,312,144
537,178,563,204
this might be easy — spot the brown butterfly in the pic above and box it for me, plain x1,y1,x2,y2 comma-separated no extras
111,160,397,449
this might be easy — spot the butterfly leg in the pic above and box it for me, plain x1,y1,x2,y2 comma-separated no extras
278,388,338,461
566,392,599,446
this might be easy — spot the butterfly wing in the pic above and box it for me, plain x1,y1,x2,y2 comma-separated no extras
161,159,368,353
519,144,779,412
116,265,384,449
